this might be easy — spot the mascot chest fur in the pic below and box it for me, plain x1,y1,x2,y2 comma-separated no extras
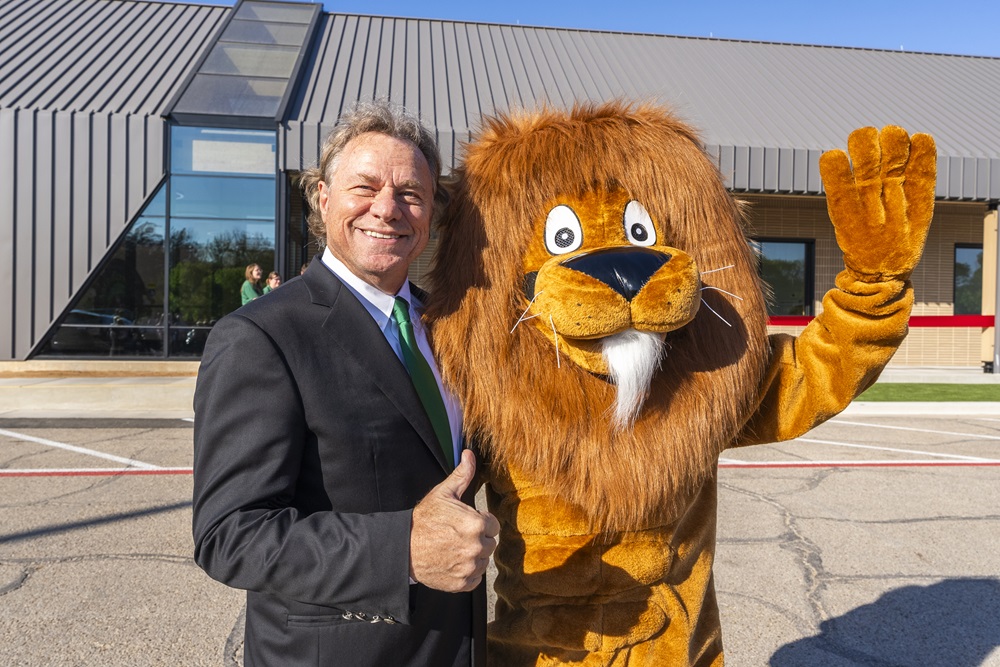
427,102,933,665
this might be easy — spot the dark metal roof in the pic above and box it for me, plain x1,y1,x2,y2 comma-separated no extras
0,0,229,114
283,14,1000,201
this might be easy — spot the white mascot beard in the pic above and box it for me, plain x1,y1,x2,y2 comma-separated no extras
601,329,668,431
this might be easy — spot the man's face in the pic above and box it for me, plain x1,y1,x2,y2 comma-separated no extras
318,132,435,294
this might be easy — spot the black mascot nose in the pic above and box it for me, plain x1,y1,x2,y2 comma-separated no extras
562,247,671,301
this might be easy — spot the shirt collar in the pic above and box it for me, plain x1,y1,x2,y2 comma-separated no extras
321,248,418,328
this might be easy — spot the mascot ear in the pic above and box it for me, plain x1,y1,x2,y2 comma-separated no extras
819,126,936,282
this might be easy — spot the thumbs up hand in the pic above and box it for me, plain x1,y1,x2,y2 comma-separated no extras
409,450,500,592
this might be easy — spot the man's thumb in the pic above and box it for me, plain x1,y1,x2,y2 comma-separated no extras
438,449,475,498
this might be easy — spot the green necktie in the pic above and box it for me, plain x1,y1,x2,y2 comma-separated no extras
392,297,454,468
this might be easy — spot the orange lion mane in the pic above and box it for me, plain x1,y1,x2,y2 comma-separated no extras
427,101,772,532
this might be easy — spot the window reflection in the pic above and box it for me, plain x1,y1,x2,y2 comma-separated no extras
37,126,278,358
37,215,166,356
169,219,275,354
752,239,814,316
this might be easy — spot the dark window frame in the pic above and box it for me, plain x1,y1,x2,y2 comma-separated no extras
750,237,816,317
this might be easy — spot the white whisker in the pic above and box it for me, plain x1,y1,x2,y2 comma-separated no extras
700,297,732,327
700,264,735,275
549,314,561,369
700,285,744,301
510,290,545,333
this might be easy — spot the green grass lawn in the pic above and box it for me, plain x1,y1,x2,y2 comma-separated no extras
859,383,1000,402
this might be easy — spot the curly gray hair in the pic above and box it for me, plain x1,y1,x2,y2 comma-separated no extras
299,100,446,247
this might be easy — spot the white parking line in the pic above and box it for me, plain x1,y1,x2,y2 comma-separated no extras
831,419,1000,441
796,437,999,462
0,467,191,477
0,428,160,470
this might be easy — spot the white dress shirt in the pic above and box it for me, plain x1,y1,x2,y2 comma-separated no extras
321,248,463,465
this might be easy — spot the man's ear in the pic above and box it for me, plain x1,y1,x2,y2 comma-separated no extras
317,180,329,218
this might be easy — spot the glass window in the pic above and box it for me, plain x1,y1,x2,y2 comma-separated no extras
222,19,310,46
752,239,814,316
170,74,287,118
234,1,316,23
171,175,275,220
38,127,278,359
954,245,983,315
36,202,167,357
201,43,300,79
169,218,275,332
171,127,276,176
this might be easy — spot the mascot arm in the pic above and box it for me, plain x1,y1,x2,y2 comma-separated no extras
735,126,936,447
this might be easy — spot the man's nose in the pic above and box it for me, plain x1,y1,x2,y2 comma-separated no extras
370,188,402,221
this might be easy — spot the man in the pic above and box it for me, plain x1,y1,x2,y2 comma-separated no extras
192,101,498,666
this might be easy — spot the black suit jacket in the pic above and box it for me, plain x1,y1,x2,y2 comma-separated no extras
192,259,485,666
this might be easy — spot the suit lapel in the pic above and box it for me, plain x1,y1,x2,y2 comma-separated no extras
303,261,450,472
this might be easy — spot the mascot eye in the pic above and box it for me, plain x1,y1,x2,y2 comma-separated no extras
623,200,657,247
544,205,584,255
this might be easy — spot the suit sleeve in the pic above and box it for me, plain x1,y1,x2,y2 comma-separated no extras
734,270,912,447
192,313,414,623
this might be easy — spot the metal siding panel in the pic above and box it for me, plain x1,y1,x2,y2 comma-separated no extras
72,113,92,283
146,117,165,194
962,157,977,200
53,113,73,309
763,147,779,192
109,114,129,240
34,111,53,341
807,149,823,193
948,156,963,200
404,20,422,113
793,148,809,192
14,111,35,359
303,122,322,170
936,157,950,199
748,147,765,191
0,109,16,359
90,113,110,267
992,159,1000,200
733,146,749,190
718,145,735,190
778,148,793,192
127,115,147,213
977,158,989,200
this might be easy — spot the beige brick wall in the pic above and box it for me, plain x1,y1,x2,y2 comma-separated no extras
744,195,989,367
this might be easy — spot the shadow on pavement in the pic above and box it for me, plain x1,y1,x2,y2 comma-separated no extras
771,578,1000,666
0,501,192,544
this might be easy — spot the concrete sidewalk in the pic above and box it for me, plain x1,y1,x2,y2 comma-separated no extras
0,361,997,419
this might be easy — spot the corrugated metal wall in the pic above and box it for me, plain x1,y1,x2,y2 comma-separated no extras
282,14,1000,201
0,0,228,359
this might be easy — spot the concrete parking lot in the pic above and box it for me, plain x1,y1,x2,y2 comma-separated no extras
1,414,998,666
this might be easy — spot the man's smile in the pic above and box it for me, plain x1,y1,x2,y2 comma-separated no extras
361,229,404,240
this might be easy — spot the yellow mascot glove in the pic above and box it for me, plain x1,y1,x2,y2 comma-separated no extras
818,126,936,282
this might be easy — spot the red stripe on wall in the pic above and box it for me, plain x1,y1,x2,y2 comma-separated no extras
768,315,995,327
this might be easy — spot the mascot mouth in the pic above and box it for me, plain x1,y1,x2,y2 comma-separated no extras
522,243,701,376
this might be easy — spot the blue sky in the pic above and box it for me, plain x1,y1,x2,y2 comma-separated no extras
315,0,1000,58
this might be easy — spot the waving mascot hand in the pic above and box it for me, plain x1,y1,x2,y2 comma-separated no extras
426,102,935,666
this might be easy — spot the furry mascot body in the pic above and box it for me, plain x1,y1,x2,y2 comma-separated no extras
427,102,935,666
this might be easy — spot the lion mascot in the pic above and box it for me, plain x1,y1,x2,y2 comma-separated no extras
426,101,935,666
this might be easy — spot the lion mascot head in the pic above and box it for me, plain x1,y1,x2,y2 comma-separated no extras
427,101,771,532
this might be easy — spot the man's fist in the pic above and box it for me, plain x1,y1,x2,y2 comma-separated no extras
409,450,500,592
819,125,936,282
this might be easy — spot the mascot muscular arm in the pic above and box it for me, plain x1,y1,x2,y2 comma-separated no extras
427,103,935,666
739,125,936,445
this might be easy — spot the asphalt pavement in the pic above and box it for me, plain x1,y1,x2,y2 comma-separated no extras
0,362,997,665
